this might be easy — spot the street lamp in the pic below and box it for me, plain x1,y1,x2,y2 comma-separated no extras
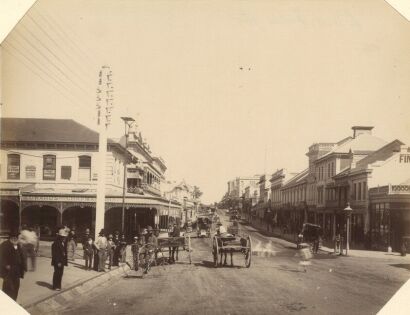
120,117,135,235
344,203,353,256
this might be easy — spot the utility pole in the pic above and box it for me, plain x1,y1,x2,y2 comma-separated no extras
95,66,113,240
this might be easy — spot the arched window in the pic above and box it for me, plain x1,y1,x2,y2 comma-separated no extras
43,155,56,180
78,155,91,181
7,154,20,179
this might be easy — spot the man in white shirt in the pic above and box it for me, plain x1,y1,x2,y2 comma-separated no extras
94,229,108,272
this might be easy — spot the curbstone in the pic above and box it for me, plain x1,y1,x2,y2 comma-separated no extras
26,264,130,314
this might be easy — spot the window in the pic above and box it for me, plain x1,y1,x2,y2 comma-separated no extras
358,182,362,200
78,155,91,181
353,183,357,200
7,154,20,179
43,155,56,180
61,166,72,180
363,182,367,200
328,163,331,178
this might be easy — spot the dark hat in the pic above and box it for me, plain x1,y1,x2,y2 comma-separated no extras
114,230,120,234
99,229,105,235
9,230,19,238
147,226,153,231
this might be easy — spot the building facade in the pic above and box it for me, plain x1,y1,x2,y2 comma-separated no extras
0,118,181,239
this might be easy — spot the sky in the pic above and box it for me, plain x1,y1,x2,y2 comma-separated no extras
1,0,410,203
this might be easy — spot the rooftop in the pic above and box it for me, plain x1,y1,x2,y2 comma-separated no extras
0,118,115,144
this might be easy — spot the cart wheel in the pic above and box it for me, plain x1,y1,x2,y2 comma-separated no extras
245,235,252,268
212,236,219,268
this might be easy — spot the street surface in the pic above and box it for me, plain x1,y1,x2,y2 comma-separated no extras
62,210,409,315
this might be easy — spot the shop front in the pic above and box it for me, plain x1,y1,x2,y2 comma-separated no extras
369,184,410,252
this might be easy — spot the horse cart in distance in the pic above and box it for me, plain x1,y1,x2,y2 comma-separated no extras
297,223,322,252
197,217,211,238
212,229,252,268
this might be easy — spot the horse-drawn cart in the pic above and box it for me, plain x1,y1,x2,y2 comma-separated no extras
212,233,252,268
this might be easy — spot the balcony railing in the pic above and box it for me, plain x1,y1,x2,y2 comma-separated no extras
127,187,144,195
142,183,161,196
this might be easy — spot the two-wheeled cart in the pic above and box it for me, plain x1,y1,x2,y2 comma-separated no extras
212,233,252,268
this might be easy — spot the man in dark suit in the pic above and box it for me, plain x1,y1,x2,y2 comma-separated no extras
51,227,68,290
0,230,27,301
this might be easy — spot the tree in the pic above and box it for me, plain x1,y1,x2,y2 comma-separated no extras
193,186,203,199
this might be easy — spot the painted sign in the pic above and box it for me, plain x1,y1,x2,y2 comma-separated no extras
25,166,36,179
7,166,20,179
43,169,56,180
399,154,410,163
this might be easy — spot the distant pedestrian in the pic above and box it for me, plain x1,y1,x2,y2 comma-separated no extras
0,230,27,301
119,234,127,263
334,233,341,255
112,231,121,266
107,234,116,270
67,230,77,261
19,225,38,271
51,227,68,291
83,237,94,270
34,224,41,256
94,229,108,272
298,243,312,272
169,223,181,263
131,235,143,271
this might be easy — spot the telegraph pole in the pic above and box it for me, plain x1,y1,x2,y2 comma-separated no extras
95,66,113,240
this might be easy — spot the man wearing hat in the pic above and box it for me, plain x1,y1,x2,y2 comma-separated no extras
94,229,108,272
0,230,27,300
145,226,157,247
107,234,116,270
51,227,68,291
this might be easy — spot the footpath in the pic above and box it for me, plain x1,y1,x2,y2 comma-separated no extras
242,219,410,261
0,241,131,315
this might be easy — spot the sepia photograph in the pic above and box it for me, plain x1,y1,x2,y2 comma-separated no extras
0,0,409,314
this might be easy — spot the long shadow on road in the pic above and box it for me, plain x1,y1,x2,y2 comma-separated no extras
389,264,410,271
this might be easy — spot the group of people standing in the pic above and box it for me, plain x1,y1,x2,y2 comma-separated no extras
87,229,128,272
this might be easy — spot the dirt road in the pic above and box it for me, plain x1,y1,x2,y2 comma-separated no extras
61,212,409,315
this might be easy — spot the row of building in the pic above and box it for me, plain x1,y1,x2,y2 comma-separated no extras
0,117,201,240
221,126,410,251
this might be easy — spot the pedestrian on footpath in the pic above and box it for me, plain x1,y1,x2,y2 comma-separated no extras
51,227,68,291
0,230,27,301
298,243,312,272
34,224,41,256
19,226,38,271
94,229,108,272
119,234,127,264
67,230,77,261
169,223,181,264
131,235,144,271
83,237,94,270
112,231,121,267
334,233,341,255
107,234,116,270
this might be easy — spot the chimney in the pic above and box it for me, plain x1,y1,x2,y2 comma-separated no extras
352,126,374,138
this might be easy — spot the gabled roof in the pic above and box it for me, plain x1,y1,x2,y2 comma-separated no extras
281,168,309,189
0,118,115,144
316,133,387,163
355,139,404,169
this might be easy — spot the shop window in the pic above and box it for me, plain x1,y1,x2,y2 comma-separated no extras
43,155,56,180
7,154,20,180
78,155,91,181
61,166,72,180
